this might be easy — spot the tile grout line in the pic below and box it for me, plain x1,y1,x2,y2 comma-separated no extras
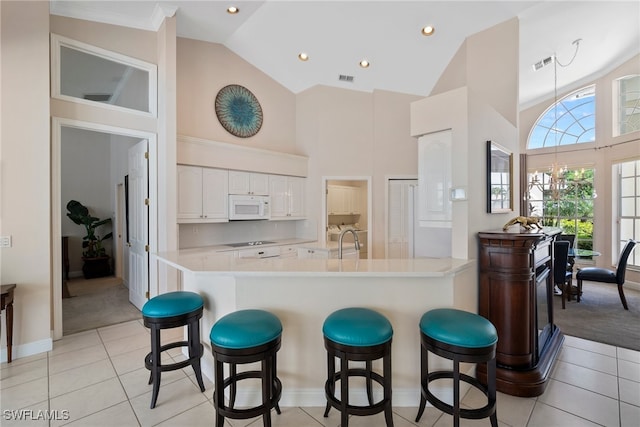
99,322,143,427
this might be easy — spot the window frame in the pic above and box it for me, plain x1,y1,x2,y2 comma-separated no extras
613,74,640,137
614,159,640,269
526,85,596,150
50,34,158,117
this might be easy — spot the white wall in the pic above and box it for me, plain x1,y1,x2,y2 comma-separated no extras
0,1,52,361
410,19,520,260
296,86,422,258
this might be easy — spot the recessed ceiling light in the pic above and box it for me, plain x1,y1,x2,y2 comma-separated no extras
298,52,309,61
227,6,239,14
421,26,435,36
359,59,370,68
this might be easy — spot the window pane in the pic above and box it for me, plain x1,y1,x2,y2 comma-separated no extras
620,218,634,240
527,85,595,149
526,167,595,252
620,160,636,177
617,75,640,136
621,198,635,216
54,36,156,115
621,177,635,197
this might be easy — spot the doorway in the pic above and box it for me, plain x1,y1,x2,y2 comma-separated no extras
322,177,372,258
52,118,157,339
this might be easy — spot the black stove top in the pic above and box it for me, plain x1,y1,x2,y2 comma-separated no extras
226,241,276,248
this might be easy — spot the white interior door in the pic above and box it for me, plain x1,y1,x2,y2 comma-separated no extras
387,179,415,258
128,139,149,310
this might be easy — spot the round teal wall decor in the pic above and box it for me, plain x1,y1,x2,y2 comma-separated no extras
215,84,263,138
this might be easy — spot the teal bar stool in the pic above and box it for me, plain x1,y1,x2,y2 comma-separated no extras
415,308,498,427
322,307,394,427
210,309,283,427
142,291,206,409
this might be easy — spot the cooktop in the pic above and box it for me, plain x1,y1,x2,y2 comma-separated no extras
226,241,276,248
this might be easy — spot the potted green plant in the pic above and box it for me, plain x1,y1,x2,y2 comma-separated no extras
66,200,113,279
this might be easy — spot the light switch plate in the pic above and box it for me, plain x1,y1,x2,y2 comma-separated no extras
0,236,12,248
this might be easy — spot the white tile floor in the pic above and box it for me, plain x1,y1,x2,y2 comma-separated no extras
1,319,639,426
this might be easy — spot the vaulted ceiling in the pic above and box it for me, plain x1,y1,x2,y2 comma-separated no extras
50,1,640,108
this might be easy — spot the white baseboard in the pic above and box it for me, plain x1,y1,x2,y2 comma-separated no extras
1,338,52,363
625,279,639,292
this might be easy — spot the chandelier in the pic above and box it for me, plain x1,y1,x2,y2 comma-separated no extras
528,39,582,203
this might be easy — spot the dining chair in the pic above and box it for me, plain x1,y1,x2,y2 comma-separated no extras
554,241,573,309
575,239,637,310
556,234,576,300
556,234,576,248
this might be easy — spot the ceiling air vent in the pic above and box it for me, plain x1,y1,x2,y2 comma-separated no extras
338,74,354,83
83,94,112,102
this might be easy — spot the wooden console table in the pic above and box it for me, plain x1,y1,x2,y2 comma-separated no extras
476,227,563,397
1,283,16,363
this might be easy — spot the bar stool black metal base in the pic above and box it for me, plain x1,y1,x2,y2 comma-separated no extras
416,332,497,427
143,307,206,409
211,336,282,427
323,337,394,427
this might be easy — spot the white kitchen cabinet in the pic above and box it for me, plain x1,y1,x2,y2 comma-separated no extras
417,130,452,226
297,246,357,259
279,244,301,258
235,246,280,259
177,165,228,223
228,170,269,195
269,175,305,219
327,185,360,215
297,248,329,259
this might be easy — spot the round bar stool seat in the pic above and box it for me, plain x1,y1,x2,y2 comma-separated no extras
322,307,394,427
142,291,206,409
415,308,498,427
210,309,283,427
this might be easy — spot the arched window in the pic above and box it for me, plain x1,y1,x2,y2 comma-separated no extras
527,85,595,149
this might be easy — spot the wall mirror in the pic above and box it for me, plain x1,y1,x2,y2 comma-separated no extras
486,140,513,213
51,34,157,116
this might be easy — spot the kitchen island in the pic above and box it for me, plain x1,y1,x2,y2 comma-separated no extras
154,250,476,407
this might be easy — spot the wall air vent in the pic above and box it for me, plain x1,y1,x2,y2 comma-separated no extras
83,94,112,102
338,74,354,82
532,56,555,71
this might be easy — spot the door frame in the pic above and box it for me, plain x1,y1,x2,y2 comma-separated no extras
51,117,157,340
321,176,372,257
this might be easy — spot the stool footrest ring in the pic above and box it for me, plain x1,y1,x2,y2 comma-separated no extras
324,368,389,416
144,342,204,373
214,370,282,420
422,371,496,420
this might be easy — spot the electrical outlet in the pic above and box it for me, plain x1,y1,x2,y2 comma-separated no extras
0,235,12,248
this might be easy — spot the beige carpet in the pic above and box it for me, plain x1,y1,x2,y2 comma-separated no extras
539,280,640,351
62,276,142,336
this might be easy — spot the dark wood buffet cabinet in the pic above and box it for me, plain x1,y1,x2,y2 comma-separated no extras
476,227,564,397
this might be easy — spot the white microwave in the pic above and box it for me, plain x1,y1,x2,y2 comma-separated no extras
228,195,270,220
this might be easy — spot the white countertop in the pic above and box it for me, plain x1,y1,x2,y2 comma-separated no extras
180,238,317,253
154,247,474,278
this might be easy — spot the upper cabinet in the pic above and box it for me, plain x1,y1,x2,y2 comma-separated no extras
270,175,305,219
228,171,270,195
177,165,229,223
327,185,361,215
417,130,452,227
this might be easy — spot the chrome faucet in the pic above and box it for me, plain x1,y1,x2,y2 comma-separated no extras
338,229,360,259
